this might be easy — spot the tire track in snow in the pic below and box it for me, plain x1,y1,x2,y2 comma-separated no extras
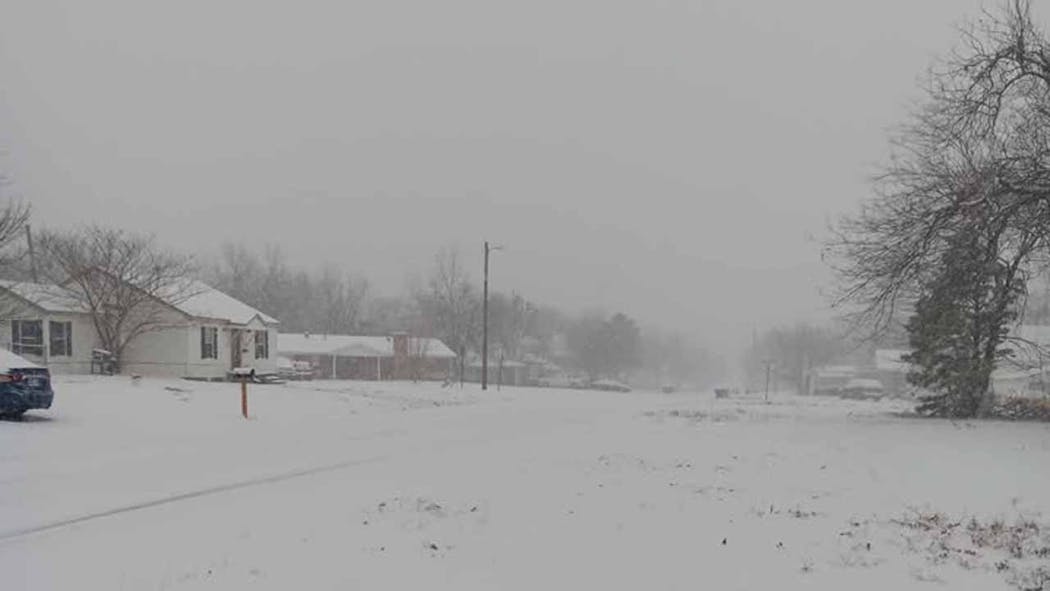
0,454,390,544
0,403,614,545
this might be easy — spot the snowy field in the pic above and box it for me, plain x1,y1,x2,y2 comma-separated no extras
2,377,1049,590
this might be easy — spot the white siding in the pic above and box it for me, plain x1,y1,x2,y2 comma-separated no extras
46,314,99,374
250,328,279,375
0,288,280,380
122,325,195,378
0,313,99,374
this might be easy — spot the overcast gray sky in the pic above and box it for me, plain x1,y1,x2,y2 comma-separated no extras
0,0,987,351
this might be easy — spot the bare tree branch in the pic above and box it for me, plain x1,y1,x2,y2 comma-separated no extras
36,226,197,371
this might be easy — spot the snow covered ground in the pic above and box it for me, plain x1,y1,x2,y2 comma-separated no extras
2,377,1048,590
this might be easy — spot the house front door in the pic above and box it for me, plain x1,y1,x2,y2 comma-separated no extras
230,330,242,369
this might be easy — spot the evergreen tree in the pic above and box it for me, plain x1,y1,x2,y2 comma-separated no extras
905,231,1024,417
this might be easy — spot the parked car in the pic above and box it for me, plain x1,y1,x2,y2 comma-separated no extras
840,378,884,401
0,350,54,419
276,357,315,381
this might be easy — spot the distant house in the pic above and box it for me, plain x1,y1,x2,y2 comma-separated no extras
874,349,912,396
278,332,456,381
0,282,97,374
806,365,860,396
994,325,1050,399
0,279,279,380
463,357,531,387
873,331,1050,399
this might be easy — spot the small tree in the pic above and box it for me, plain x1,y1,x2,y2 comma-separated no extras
0,199,32,320
315,266,369,335
567,313,609,381
566,312,642,381
487,291,532,361
37,226,196,372
743,323,843,394
405,334,433,382
416,247,480,359
905,230,1028,417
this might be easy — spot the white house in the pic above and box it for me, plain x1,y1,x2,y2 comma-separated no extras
0,279,279,380
0,281,99,374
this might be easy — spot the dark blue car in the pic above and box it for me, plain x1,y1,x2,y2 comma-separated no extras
0,350,54,420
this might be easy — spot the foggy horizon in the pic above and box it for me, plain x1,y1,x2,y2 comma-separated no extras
0,0,985,350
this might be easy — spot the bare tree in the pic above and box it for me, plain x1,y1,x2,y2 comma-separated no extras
826,0,1050,416
0,175,31,273
36,226,197,372
405,332,434,382
827,1,1050,332
488,292,532,361
416,246,480,359
206,242,264,303
316,265,369,335
0,199,32,322
743,323,844,394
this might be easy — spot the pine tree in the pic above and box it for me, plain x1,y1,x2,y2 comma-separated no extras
904,232,1023,418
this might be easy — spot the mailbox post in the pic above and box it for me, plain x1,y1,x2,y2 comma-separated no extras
233,367,255,418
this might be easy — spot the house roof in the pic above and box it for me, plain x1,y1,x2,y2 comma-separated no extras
466,358,528,369
0,279,277,327
168,280,278,326
0,280,86,314
278,333,457,359
1012,325,1050,350
813,365,859,377
1004,325,1050,370
875,349,911,372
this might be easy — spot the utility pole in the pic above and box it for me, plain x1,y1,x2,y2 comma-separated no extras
482,241,491,390
764,359,773,403
482,242,489,390
482,241,503,391
25,225,38,283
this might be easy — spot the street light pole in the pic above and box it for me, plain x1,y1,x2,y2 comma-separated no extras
483,241,490,390
481,241,504,391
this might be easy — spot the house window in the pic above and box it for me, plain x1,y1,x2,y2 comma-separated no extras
11,320,43,356
49,321,73,357
200,327,218,359
254,330,269,359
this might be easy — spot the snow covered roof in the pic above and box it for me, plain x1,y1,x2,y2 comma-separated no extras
466,358,528,369
875,349,911,372
1015,324,1050,346
0,349,42,371
814,365,859,377
0,280,86,314
165,280,278,326
0,279,276,327
278,333,456,359
844,378,884,390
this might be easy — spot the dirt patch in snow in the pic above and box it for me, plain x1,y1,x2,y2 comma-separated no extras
643,409,746,423
358,496,487,558
892,511,1050,590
